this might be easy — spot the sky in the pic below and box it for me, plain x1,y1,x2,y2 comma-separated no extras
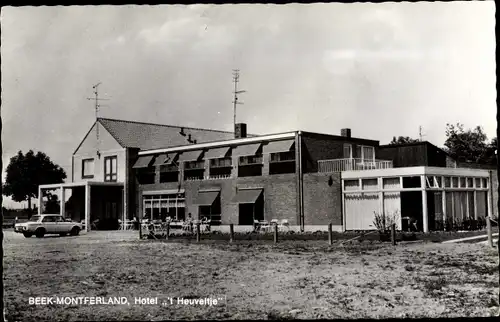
1,2,497,208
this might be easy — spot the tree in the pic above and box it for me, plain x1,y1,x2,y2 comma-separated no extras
389,136,420,145
444,123,496,164
3,150,66,212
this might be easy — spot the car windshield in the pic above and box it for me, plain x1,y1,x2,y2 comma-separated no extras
30,216,42,222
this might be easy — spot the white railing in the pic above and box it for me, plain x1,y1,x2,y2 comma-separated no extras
318,158,393,173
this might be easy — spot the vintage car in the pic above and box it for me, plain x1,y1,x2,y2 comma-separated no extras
14,214,83,238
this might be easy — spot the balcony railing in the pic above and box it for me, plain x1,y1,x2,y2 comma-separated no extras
318,158,393,173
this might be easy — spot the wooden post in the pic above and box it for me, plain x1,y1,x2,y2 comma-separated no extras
196,223,200,242
328,223,333,245
274,224,278,244
165,223,170,240
391,223,396,246
229,224,234,243
487,216,493,248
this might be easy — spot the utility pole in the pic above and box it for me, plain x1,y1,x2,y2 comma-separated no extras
232,69,246,132
87,82,110,158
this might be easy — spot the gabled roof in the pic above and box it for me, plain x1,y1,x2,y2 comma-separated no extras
95,118,248,151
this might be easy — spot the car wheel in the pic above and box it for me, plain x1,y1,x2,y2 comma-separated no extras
35,228,45,238
70,227,80,236
23,232,33,238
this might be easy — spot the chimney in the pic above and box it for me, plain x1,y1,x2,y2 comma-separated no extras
235,123,247,139
340,128,351,138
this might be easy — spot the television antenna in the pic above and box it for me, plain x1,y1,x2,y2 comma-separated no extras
87,82,110,158
419,126,426,142
232,69,246,132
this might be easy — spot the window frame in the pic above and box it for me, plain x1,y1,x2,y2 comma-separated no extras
104,155,118,182
343,144,352,159
81,158,95,179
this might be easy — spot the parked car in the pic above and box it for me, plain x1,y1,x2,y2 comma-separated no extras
14,214,83,238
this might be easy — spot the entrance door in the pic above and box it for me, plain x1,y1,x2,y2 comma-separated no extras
239,204,254,225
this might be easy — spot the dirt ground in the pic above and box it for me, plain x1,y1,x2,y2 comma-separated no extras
3,230,499,321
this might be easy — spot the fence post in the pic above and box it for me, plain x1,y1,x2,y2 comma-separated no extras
166,223,170,240
229,224,234,243
274,224,278,244
328,223,333,245
487,216,493,248
391,223,396,246
196,223,200,243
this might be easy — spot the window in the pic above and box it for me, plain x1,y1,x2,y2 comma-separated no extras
143,193,185,221
209,157,232,178
344,179,360,191
137,167,155,184
238,155,263,177
402,176,421,188
362,179,378,190
184,160,205,181
104,156,118,182
343,144,352,159
356,145,375,160
82,158,95,179
42,216,57,222
159,164,179,183
363,146,375,161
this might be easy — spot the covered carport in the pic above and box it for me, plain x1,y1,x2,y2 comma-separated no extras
38,181,124,232
341,167,492,232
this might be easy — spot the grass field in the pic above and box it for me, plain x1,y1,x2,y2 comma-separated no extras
3,230,499,320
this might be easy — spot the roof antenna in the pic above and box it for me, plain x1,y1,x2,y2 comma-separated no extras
232,69,246,136
87,82,110,158
419,126,426,142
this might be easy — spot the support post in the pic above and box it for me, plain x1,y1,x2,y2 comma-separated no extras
442,189,447,231
391,223,396,246
38,186,42,215
60,186,65,218
473,190,478,220
328,223,333,245
229,224,234,243
487,216,493,248
196,223,200,242
85,183,91,232
421,176,429,233
274,224,278,244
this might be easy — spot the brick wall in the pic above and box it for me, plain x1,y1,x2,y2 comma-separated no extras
138,173,298,225
303,172,342,225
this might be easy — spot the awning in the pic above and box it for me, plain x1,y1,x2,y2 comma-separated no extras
204,147,231,159
165,153,178,165
178,150,203,162
232,143,262,157
194,190,220,206
132,155,154,169
232,189,263,204
153,154,169,166
263,140,295,154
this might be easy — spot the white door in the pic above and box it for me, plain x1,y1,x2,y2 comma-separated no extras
383,192,402,230
345,192,380,230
